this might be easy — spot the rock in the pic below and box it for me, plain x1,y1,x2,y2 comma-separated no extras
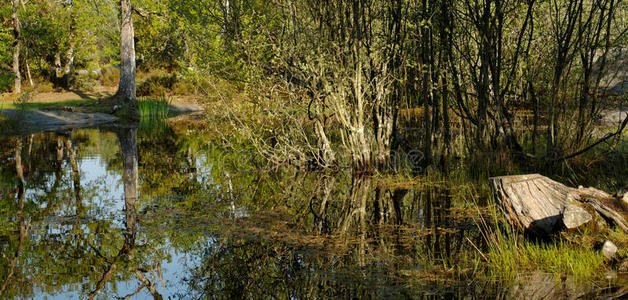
601,240,618,259
561,204,592,229
0,109,118,135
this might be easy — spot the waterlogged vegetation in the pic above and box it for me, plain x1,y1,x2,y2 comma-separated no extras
0,117,625,299
1,0,628,298
138,96,171,119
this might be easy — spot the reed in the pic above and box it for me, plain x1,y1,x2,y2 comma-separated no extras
138,95,171,119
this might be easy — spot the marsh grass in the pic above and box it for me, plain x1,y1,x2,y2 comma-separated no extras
138,95,171,119
138,95,172,135
472,197,607,282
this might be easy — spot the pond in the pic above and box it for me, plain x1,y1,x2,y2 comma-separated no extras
0,120,622,299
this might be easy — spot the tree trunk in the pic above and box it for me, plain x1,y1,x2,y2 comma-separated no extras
25,55,33,87
117,0,137,104
12,0,21,94
54,52,63,79
63,41,76,88
490,174,628,235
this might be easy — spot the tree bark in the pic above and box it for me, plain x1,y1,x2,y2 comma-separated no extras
117,0,137,104
490,174,628,235
63,40,76,88
25,55,33,87
12,0,21,94
54,52,63,79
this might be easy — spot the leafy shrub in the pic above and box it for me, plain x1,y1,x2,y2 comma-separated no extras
0,73,14,93
172,80,196,95
71,75,97,92
137,74,177,96
37,81,54,93
100,67,120,87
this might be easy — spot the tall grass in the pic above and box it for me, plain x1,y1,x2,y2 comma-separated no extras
138,95,171,119
472,196,607,282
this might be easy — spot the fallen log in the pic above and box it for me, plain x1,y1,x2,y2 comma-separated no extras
489,174,628,235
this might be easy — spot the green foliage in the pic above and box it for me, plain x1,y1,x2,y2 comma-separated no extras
166,0,279,85
0,25,13,93
70,74,97,92
19,0,119,81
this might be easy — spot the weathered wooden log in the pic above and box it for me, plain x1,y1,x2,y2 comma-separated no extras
490,174,628,235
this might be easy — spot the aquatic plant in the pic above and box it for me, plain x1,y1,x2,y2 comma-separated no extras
138,95,171,119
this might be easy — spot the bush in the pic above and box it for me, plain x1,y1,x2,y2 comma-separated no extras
71,75,97,92
0,73,14,93
137,74,177,97
100,67,120,87
172,80,196,95
37,81,54,93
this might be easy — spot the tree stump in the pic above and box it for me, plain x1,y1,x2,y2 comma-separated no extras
489,174,628,235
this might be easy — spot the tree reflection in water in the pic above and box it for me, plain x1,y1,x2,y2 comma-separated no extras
0,126,615,299
182,174,495,299
89,126,163,300
0,128,168,299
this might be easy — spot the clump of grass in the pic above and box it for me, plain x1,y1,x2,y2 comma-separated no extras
485,233,606,281
473,198,607,282
138,95,171,119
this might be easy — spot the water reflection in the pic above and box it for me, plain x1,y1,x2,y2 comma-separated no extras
0,128,173,299
88,127,163,300
0,125,620,299
179,173,492,298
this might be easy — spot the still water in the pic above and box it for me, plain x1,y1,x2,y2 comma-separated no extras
0,121,616,299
